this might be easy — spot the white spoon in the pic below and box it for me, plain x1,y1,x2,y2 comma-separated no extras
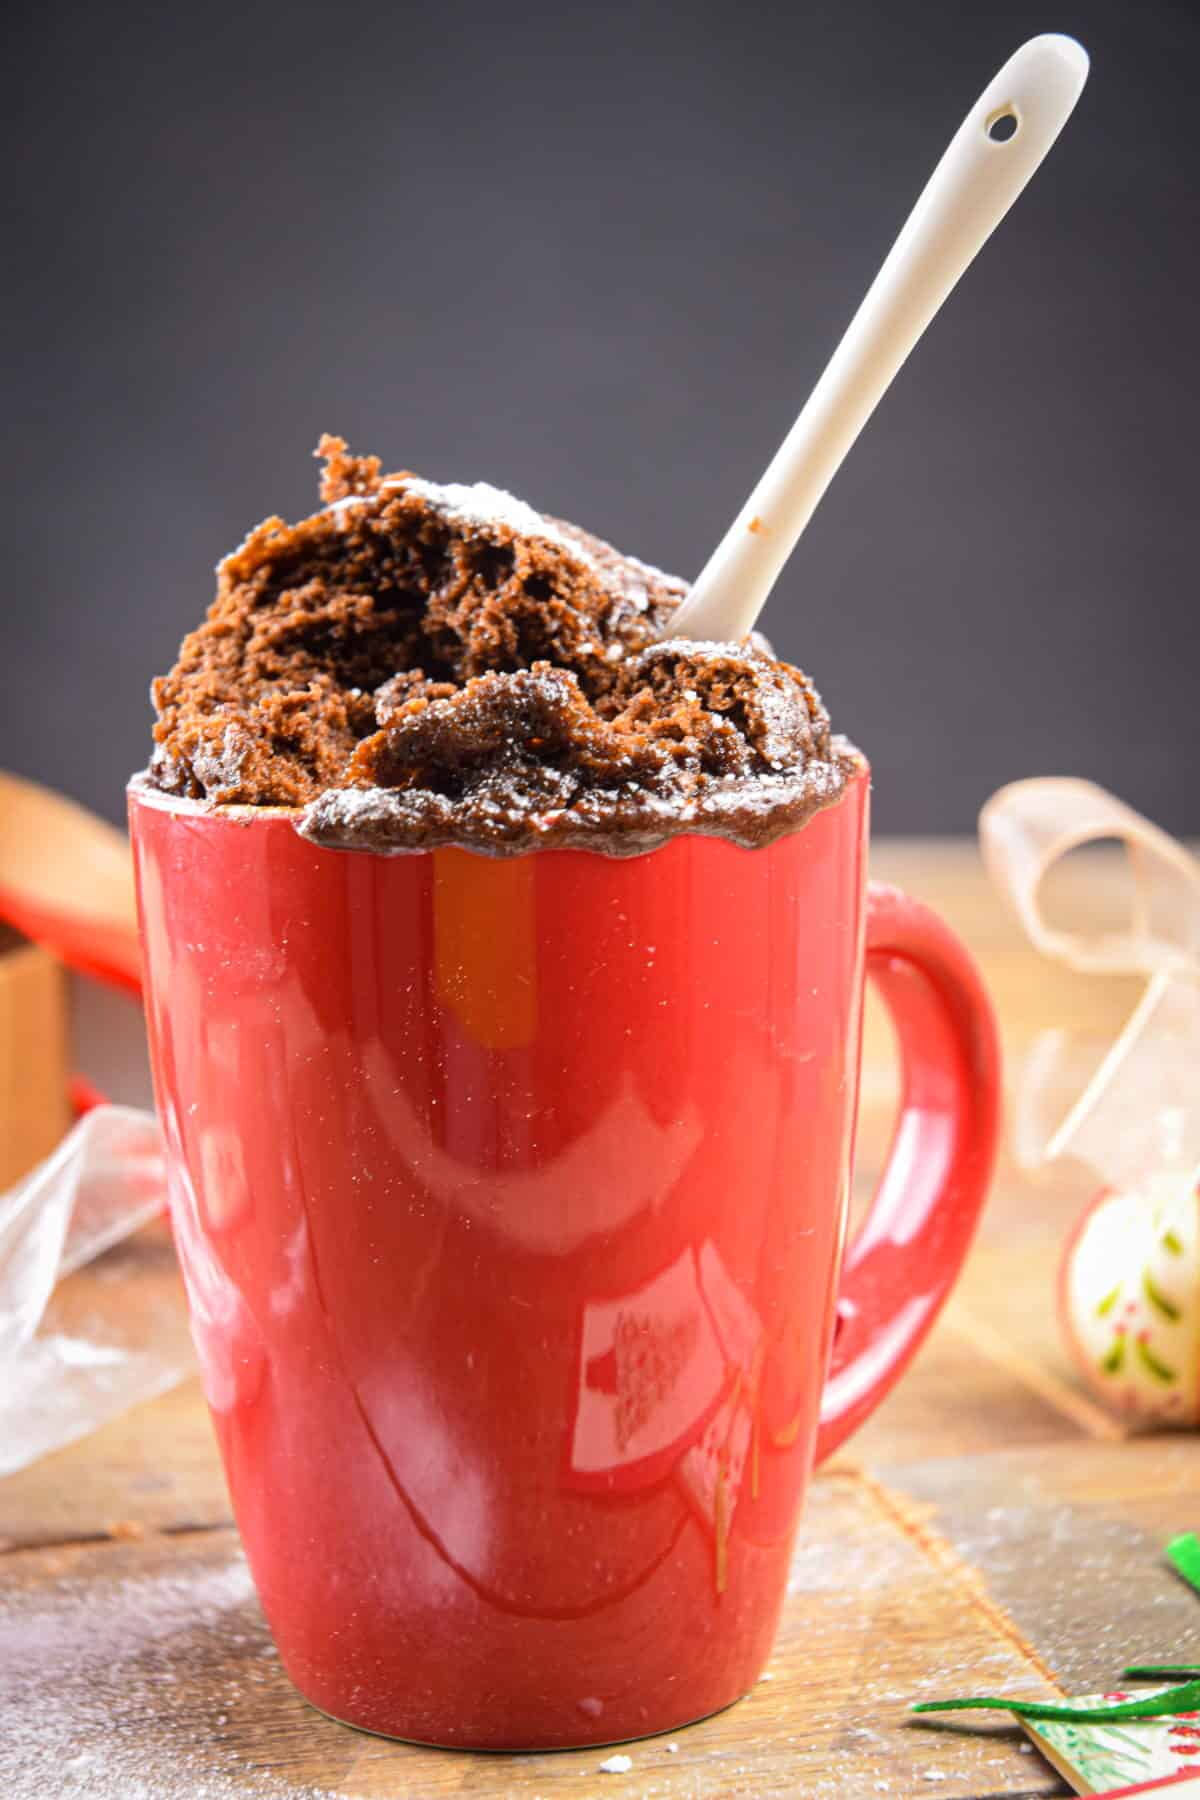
669,34,1090,644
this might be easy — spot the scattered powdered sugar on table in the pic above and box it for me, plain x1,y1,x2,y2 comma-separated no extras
0,1556,253,1672
597,1753,634,1773
0,1548,345,1800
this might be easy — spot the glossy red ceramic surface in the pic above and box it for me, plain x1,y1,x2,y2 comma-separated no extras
129,769,999,1749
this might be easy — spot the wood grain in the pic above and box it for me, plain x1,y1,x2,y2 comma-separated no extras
882,1439,1200,1696
0,1472,1065,1799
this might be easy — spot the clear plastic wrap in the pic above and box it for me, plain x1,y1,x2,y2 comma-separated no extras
0,1104,192,1474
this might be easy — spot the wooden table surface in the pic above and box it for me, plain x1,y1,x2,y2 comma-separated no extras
3,842,1197,1800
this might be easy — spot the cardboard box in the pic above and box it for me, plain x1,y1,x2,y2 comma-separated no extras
0,924,71,1190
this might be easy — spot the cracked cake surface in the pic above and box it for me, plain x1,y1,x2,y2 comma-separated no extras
147,437,861,854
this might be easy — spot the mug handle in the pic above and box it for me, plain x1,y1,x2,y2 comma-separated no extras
815,881,1002,1463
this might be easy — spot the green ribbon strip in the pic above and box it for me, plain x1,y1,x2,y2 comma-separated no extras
1167,1533,1200,1596
913,1535,1200,1727
912,1679,1200,1724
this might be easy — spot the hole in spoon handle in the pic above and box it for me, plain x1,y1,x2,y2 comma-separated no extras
986,106,1020,142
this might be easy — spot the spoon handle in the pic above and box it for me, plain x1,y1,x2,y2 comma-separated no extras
671,34,1089,644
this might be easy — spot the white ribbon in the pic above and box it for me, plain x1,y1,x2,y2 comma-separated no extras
980,778,1200,1192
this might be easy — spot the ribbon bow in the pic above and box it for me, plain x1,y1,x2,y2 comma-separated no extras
981,777,1200,1194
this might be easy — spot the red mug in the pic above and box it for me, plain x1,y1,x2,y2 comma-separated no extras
129,763,999,1750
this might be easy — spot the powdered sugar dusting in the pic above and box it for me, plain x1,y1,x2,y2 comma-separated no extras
302,759,857,859
0,1547,346,1799
388,475,591,563
624,548,682,587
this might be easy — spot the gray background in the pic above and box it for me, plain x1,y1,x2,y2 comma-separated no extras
3,0,1196,834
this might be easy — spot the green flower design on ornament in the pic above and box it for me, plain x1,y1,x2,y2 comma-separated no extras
1061,1172,1200,1423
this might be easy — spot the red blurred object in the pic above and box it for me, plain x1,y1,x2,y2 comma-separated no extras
67,1073,108,1116
129,765,999,1750
0,771,141,995
0,772,142,1119
0,888,140,997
